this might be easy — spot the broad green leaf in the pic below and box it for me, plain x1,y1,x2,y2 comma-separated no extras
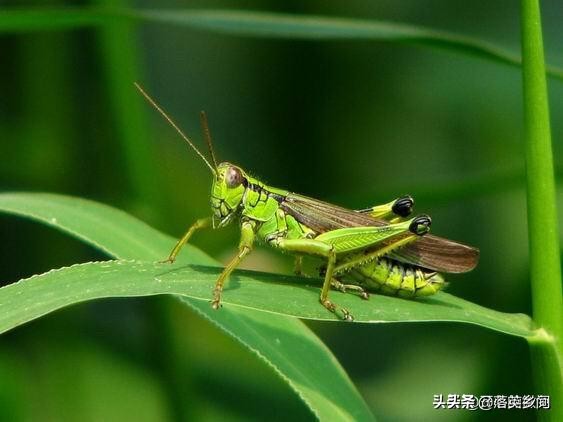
0,8,561,81
0,192,373,421
1,259,534,339
0,193,535,339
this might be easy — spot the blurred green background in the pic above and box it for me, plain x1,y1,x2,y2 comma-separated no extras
1,0,562,421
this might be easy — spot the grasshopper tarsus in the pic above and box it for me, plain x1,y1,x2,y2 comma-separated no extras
212,287,223,309
211,297,222,310
331,278,370,300
321,298,354,322
159,257,176,264
341,310,354,322
337,306,354,322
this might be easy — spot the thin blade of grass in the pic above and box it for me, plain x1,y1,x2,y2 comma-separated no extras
0,8,562,80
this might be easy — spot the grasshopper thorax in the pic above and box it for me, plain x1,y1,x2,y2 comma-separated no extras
211,162,248,227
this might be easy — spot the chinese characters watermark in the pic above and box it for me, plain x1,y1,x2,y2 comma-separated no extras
433,394,550,410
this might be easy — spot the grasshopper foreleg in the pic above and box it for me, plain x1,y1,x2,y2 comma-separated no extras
162,217,212,263
211,220,255,309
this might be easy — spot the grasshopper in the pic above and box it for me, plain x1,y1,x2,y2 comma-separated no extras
136,84,479,321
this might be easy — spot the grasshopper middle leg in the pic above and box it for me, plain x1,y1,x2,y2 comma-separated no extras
330,278,370,300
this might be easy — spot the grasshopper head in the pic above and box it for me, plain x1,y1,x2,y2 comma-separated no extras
210,162,247,227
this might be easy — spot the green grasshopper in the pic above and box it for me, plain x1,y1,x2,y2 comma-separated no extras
136,84,479,321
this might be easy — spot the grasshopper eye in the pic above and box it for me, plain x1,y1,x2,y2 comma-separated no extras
225,167,243,188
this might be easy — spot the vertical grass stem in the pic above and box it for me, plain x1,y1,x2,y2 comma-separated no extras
520,0,562,417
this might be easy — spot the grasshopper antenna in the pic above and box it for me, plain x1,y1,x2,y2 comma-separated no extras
199,111,218,169
134,82,216,176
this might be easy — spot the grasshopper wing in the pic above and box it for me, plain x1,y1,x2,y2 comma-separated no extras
388,235,479,273
281,193,385,233
282,193,479,274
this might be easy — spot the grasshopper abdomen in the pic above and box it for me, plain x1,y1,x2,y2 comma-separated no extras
348,257,446,298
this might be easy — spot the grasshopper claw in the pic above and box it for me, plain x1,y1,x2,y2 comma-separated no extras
341,308,354,322
336,306,354,322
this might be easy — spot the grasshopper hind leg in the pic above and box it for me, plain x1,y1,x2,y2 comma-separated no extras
277,238,354,321
317,249,355,322
356,195,414,221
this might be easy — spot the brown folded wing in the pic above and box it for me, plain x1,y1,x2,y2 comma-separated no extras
281,193,479,273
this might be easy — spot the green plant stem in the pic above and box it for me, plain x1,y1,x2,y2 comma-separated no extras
520,0,563,417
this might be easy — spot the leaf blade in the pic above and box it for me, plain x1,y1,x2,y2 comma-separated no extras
0,260,534,338
0,8,561,80
0,192,535,338
0,192,374,421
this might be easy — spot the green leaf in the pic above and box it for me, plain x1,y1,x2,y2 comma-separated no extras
0,8,562,81
0,193,534,338
138,9,521,66
0,192,373,421
1,259,534,339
